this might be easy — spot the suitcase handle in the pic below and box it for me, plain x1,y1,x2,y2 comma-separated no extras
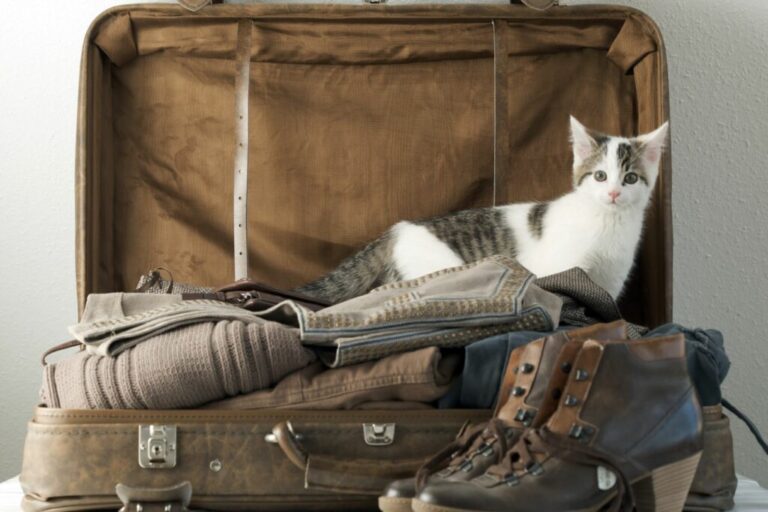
519,0,558,9
116,481,198,512
270,421,425,494
176,0,557,12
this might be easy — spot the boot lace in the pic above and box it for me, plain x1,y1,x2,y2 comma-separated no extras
415,418,515,491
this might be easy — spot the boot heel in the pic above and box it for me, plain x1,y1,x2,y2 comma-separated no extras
632,452,702,512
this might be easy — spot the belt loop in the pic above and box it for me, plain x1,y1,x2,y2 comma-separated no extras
491,20,510,207
233,20,252,280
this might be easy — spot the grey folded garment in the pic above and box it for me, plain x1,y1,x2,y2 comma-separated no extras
70,293,268,356
255,255,562,367
42,319,316,409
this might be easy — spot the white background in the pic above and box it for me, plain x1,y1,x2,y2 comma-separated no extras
1,0,767,484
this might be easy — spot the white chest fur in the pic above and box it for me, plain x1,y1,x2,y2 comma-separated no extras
503,194,645,298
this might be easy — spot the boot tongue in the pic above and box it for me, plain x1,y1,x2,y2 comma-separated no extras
497,333,569,425
495,323,626,428
531,338,587,424
545,340,605,437
493,344,526,418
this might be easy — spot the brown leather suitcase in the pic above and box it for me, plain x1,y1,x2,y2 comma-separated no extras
20,1,678,510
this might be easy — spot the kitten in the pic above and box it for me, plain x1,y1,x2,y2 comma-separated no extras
297,117,668,303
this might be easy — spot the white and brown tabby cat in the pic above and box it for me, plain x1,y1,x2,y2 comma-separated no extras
297,117,668,303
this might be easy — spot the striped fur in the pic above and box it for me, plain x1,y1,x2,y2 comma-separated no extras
296,234,397,303
527,203,548,239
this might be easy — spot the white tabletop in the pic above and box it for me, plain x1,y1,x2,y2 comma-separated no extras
1,475,766,512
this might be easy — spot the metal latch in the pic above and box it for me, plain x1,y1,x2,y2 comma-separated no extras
363,423,396,446
139,425,177,469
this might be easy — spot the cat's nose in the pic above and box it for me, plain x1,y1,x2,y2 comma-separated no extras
608,190,622,202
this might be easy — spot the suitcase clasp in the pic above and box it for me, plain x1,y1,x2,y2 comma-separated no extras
363,423,396,446
139,425,177,469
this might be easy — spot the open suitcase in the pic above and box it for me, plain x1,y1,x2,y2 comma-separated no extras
18,0,700,510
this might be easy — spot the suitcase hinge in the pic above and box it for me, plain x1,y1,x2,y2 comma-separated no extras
363,423,396,446
139,425,178,469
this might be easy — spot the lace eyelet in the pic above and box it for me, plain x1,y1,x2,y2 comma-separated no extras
478,443,494,457
526,462,545,476
574,369,590,381
503,474,520,486
514,408,534,426
568,424,594,441
564,394,579,407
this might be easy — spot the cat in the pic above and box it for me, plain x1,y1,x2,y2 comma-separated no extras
297,116,668,303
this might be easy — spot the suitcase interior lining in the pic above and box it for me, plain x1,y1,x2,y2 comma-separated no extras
77,5,670,327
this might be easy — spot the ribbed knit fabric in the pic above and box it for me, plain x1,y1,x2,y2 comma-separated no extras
41,320,315,409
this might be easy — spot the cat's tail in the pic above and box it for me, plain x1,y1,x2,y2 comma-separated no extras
295,233,393,304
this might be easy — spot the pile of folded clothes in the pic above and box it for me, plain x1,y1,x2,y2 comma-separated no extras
40,255,730,412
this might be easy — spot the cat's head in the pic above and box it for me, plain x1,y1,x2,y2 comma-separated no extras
570,116,668,210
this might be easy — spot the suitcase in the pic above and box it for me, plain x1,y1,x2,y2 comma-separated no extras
21,0,677,510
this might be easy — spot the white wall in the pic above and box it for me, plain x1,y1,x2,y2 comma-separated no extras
1,0,766,485
569,0,768,486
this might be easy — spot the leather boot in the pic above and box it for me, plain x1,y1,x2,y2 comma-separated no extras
378,321,628,512
412,334,704,512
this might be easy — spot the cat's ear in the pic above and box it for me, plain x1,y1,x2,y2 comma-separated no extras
636,122,669,168
570,116,597,165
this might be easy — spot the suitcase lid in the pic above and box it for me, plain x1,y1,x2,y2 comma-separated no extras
76,2,671,326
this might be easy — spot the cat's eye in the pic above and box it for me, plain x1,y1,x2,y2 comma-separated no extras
624,172,639,185
594,171,607,182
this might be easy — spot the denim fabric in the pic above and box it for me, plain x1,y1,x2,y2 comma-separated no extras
438,330,562,409
646,323,729,407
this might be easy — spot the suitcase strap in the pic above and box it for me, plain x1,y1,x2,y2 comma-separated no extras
492,19,511,206
271,421,426,494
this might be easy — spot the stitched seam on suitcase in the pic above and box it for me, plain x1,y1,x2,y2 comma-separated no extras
28,427,462,435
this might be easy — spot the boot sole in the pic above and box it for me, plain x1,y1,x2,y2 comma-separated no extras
411,498,610,512
379,496,414,512
411,452,703,512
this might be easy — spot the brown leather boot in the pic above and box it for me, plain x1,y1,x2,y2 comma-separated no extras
412,334,704,512
378,321,628,512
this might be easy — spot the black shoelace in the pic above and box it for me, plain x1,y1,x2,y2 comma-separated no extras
723,398,768,455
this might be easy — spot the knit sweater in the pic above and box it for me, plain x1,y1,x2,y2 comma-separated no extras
42,320,315,409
